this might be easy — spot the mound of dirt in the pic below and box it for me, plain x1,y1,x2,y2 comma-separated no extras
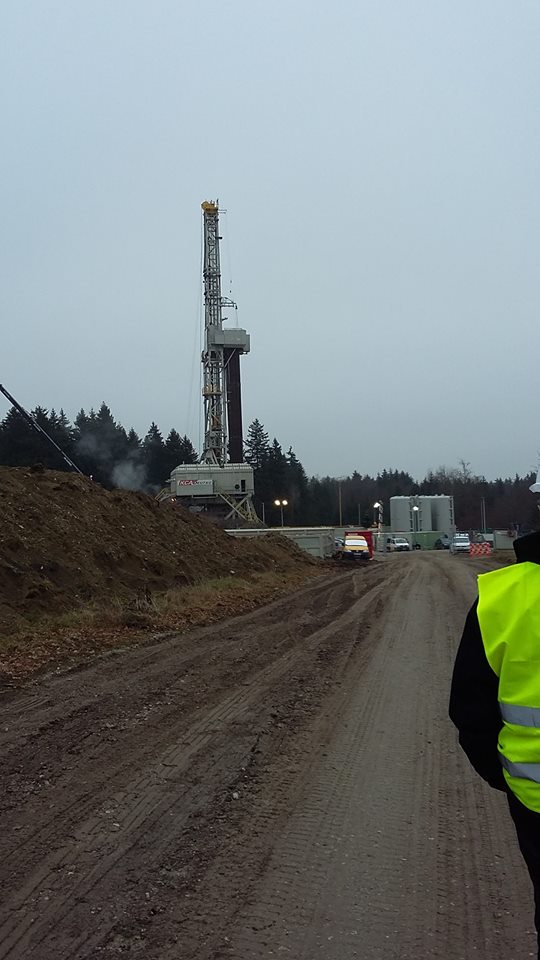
0,467,317,634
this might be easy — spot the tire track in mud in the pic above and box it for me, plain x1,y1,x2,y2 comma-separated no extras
209,555,535,960
0,565,387,960
0,571,367,859
3,555,525,960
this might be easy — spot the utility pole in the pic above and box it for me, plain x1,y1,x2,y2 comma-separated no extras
374,501,384,552
480,497,487,532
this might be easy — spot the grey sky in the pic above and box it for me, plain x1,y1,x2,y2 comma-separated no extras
1,1,538,481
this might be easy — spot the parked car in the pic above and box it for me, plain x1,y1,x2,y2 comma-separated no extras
473,533,495,547
434,535,451,550
386,536,411,552
335,532,372,561
342,534,371,560
450,533,471,554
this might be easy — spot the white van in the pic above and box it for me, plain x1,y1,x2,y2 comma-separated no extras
386,536,411,553
450,533,471,554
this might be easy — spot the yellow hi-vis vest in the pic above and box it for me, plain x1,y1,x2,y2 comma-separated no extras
478,561,540,812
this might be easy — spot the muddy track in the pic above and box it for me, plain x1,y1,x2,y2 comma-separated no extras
0,554,535,959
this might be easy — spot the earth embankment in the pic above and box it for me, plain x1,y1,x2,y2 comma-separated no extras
0,467,322,679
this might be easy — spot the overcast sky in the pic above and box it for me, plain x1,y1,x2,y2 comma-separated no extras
1,1,538,481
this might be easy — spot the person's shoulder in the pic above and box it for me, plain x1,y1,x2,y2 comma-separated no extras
514,531,540,564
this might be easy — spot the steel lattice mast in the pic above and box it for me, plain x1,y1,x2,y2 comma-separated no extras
158,201,256,525
201,200,250,466
201,201,226,464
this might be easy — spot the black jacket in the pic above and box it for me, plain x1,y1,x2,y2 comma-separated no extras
449,531,540,791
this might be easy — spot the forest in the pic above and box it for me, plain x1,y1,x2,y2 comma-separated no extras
0,403,536,533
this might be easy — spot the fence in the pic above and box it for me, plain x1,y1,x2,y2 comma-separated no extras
469,542,492,557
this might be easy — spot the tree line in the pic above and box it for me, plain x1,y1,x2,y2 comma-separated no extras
0,402,197,492
0,403,537,532
244,421,537,532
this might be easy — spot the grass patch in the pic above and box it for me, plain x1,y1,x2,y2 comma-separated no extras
0,566,326,684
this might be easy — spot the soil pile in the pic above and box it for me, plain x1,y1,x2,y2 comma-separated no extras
0,466,317,634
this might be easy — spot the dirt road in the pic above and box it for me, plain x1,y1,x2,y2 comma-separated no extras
0,554,535,959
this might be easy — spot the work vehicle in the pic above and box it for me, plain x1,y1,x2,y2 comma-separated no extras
335,530,373,561
386,536,411,552
450,533,471,554
434,535,451,550
473,533,495,547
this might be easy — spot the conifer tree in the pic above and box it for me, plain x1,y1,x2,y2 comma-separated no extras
179,434,198,464
163,429,184,479
286,446,309,524
244,419,270,469
143,422,167,487
0,406,35,466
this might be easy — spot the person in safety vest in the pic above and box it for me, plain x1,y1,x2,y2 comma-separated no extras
449,471,540,956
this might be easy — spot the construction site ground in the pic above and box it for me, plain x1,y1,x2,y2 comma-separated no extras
0,549,535,960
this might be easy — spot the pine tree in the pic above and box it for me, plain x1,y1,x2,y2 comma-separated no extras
265,439,289,524
286,446,309,524
161,430,199,480
143,422,167,488
126,428,142,451
244,419,270,470
178,434,198,465
0,406,34,466
163,429,184,479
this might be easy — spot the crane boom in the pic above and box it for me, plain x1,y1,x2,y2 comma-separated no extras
0,383,84,476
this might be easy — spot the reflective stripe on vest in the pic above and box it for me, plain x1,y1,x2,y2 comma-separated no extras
500,755,540,783
500,701,540,728
478,562,540,813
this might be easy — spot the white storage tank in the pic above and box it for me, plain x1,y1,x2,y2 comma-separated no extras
390,493,454,533
430,495,454,535
417,497,433,532
390,496,413,532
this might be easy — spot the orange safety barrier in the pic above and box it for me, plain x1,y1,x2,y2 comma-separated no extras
469,542,492,556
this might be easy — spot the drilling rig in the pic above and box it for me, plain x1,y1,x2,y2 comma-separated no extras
160,201,259,525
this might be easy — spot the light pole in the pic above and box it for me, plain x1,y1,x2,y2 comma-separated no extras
274,498,288,527
412,504,419,548
373,501,384,552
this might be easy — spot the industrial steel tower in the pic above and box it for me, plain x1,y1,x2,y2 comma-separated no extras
201,200,249,465
159,200,258,526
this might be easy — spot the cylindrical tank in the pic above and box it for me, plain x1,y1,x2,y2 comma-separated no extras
417,497,433,531
431,495,454,535
390,494,455,533
390,497,412,532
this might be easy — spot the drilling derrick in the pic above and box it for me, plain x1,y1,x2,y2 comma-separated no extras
159,200,259,526
201,201,250,465
201,201,226,464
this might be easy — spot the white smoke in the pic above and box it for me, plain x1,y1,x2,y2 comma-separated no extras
111,459,148,492
76,432,148,492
